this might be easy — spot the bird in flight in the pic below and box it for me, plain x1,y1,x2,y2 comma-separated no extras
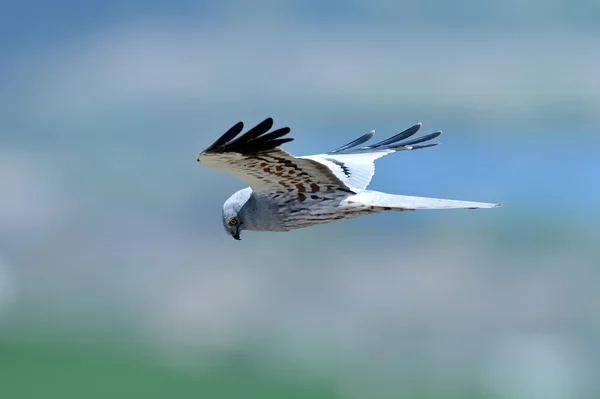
197,118,502,240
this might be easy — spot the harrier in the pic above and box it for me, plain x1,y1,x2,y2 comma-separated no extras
197,118,501,240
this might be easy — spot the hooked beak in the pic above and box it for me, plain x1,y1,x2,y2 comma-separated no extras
232,231,241,240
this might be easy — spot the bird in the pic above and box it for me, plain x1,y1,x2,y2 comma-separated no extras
196,117,502,240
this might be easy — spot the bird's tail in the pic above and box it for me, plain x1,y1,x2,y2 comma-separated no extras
342,190,503,212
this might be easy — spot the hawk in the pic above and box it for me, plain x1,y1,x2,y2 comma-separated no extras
197,117,501,240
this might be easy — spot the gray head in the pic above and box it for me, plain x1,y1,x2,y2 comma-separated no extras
222,187,252,240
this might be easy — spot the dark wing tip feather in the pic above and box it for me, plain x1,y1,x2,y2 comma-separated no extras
399,131,442,147
330,123,442,154
409,143,439,150
367,123,422,148
202,118,293,155
330,131,375,153
204,121,244,152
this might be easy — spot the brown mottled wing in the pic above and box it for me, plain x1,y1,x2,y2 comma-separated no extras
197,118,353,195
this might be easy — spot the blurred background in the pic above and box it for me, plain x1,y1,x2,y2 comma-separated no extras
1,1,599,398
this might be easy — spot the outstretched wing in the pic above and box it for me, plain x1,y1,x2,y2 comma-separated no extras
197,118,354,195
301,123,442,192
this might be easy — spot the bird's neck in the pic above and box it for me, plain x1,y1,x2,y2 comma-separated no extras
240,193,280,232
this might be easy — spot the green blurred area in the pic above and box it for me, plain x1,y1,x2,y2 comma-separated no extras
1,338,332,399
1,336,488,399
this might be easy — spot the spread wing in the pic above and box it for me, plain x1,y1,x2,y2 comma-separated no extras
301,123,442,192
197,117,354,195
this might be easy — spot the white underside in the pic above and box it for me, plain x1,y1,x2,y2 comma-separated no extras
343,190,503,210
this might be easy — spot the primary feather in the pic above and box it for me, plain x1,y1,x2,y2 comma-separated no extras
300,122,443,192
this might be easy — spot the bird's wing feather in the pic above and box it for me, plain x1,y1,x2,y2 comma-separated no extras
302,123,442,192
299,152,389,193
197,118,353,195
345,190,503,210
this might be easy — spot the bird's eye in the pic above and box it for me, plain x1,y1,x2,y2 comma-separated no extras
229,218,237,225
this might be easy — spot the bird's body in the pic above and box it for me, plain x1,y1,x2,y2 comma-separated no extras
228,187,377,232
198,117,502,240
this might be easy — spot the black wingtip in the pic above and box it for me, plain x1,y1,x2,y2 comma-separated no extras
330,123,442,154
330,130,376,153
409,143,439,150
367,123,422,148
204,121,244,152
203,118,292,155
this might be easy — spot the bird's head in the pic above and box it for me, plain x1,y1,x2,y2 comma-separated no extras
222,188,251,240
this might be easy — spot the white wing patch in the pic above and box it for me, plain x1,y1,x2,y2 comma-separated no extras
300,151,393,192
